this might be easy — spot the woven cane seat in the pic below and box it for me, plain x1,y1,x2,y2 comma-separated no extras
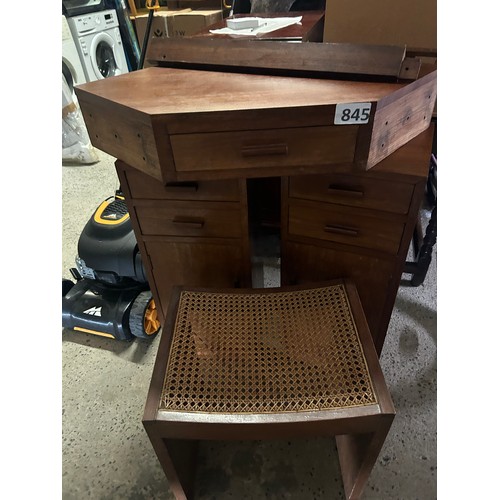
160,283,377,414
144,280,395,500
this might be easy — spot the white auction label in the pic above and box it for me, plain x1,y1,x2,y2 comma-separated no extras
334,103,372,125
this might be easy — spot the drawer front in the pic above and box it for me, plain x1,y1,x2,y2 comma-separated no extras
288,173,413,214
288,201,404,254
125,168,241,201
170,125,358,173
136,201,242,238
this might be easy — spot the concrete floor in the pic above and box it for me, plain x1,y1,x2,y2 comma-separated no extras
62,149,437,499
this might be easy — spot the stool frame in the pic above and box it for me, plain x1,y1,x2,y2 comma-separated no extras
143,280,395,499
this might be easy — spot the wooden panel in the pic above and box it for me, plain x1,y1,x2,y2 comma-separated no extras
75,67,404,117
170,125,358,173
145,239,249,314
147,37,409,79
124,168,241,201
366,124,434,181
281,241,395,348
288,200,405,254
366,70,437,169
135,200,242,237
288,173,413,214
164,105,337,135
77,95,164,181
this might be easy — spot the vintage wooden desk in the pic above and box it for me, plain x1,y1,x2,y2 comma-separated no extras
75,40,436,355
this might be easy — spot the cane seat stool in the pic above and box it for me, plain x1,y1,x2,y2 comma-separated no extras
142,279,395,499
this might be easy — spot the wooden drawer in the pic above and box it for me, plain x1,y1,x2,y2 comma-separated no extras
288,173,413,214
124,168,242,201
288,200,404,254
135,200,243,238
170,125,358,173
77,66,436,183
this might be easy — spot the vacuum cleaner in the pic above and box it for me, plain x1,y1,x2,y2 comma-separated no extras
62,191,161,340
62,3,164,341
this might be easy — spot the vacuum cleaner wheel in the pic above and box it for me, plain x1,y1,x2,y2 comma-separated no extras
62,279,75,296
129,291,161,338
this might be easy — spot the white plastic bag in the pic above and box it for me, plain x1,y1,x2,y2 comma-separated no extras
62,76,99,164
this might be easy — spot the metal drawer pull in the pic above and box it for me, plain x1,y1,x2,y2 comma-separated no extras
241,143,288,157
165,182,198,192
173,216,205,229
327,185,364,197
324,224,359,237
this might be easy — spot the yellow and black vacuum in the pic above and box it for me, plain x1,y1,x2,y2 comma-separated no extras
62,191,160,340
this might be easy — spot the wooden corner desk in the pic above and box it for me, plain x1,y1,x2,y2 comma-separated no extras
75,42,436,355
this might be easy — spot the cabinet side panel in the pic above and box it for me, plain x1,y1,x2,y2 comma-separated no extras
115,161,167,322
366,74,436,169
78,95,163,181
145,240,249,315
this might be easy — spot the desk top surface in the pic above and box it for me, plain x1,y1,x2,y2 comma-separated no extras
76,66,405,117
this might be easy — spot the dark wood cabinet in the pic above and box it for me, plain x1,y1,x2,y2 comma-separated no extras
280,129,431,354
115,126,432,354
76,59,436,355
116,161,252,321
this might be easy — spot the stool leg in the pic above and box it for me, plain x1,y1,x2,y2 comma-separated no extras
336,416,394,499
144,422,198,500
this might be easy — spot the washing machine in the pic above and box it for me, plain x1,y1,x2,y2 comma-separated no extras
67,9,129,83
62,15,88,95
62,0,105,17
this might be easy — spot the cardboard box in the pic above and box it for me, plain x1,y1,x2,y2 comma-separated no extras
323,0,436,52
170,9,223,37
167,0,223,10
134,9,192,48
128,1,174,16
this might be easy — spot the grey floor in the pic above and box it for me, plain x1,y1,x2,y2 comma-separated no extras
62,149,437,499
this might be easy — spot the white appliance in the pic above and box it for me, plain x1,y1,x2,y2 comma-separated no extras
67,9,129,83
62,15,87,94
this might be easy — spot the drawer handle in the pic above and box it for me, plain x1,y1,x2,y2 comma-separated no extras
173,216,205,229
165,182,198,193
324,224,359,237
327,185,364,198
241,143,288,157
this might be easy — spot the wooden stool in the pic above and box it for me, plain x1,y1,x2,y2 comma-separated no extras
143,280,395,499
